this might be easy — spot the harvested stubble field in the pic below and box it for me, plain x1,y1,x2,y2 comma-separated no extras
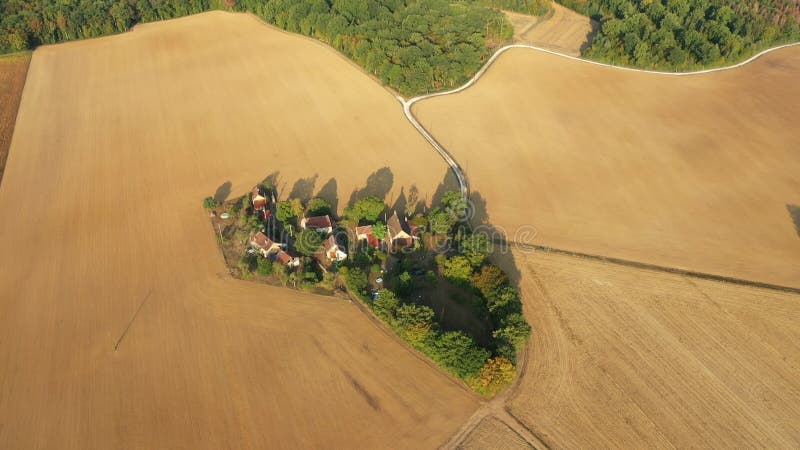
497,249,800,448
505,4,597,56
0,53,30,184
458,416,531,450
414,46,800,288
0,12,478,448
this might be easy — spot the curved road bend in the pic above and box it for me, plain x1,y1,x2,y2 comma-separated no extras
400,41,800,199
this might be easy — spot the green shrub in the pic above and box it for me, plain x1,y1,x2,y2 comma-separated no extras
203,196,219,209
256,257,274,276
344,267,368,296
372,289,400,323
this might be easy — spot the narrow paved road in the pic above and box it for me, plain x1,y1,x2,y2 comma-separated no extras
400,41,800,200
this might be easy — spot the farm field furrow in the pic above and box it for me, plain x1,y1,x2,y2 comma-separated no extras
0,12,478,449
497,249,800,448
414,46,800,288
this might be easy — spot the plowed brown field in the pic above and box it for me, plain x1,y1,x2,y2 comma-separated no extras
498,249,800,448
414,46,800,287
0,12,477,449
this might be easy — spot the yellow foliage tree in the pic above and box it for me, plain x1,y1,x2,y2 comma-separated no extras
402,323,431,349
468,356,516,397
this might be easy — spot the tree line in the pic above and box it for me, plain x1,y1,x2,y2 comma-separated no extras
342,191,532,396
481,0,550,15
559,0,800,70
0,0,515,96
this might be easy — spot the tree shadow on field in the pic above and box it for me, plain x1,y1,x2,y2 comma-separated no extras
431,169,461,208
346,167,394,208
580,18,602,54
405,185,422,216
214,181,232,203
316,178,339,215
289,174,318,200
468,189,523,285
787,204,800,238
392,187,408,217
261,172,281,191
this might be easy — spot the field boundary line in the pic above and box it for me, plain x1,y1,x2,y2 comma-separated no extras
498,239,800,294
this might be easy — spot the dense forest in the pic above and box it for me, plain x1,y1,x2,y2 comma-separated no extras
482,0,550,15
2,0,798,91
560,0,800,69
0,0,513,95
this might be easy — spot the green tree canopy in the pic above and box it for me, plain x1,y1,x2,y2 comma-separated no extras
344,196,385,223
459,232,491,266
492,312,532,350
426,331,490,378
428,208,455,235
306,197,331,217
487,286,522,318
203,196,219,209
440,191,468,223
572,0,800,71
372,289,401,322
443,255,473,282
277,198,304,224
344,266,368,295
395,303,435,330
372,221,387,240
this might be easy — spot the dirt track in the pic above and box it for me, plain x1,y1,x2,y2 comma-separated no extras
413,46,800,288
0,12,477,448
505,4,597,56
459,416,532,449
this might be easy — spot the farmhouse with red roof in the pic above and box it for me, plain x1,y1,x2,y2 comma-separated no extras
300,215,334,234
251,186,268,212
250,231,282,257
356,225,381,249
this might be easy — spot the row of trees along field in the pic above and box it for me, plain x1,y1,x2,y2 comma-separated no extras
559,0,800,69
0,0,514,95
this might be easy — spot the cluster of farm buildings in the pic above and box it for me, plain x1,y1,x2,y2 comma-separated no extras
246,185,418,269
